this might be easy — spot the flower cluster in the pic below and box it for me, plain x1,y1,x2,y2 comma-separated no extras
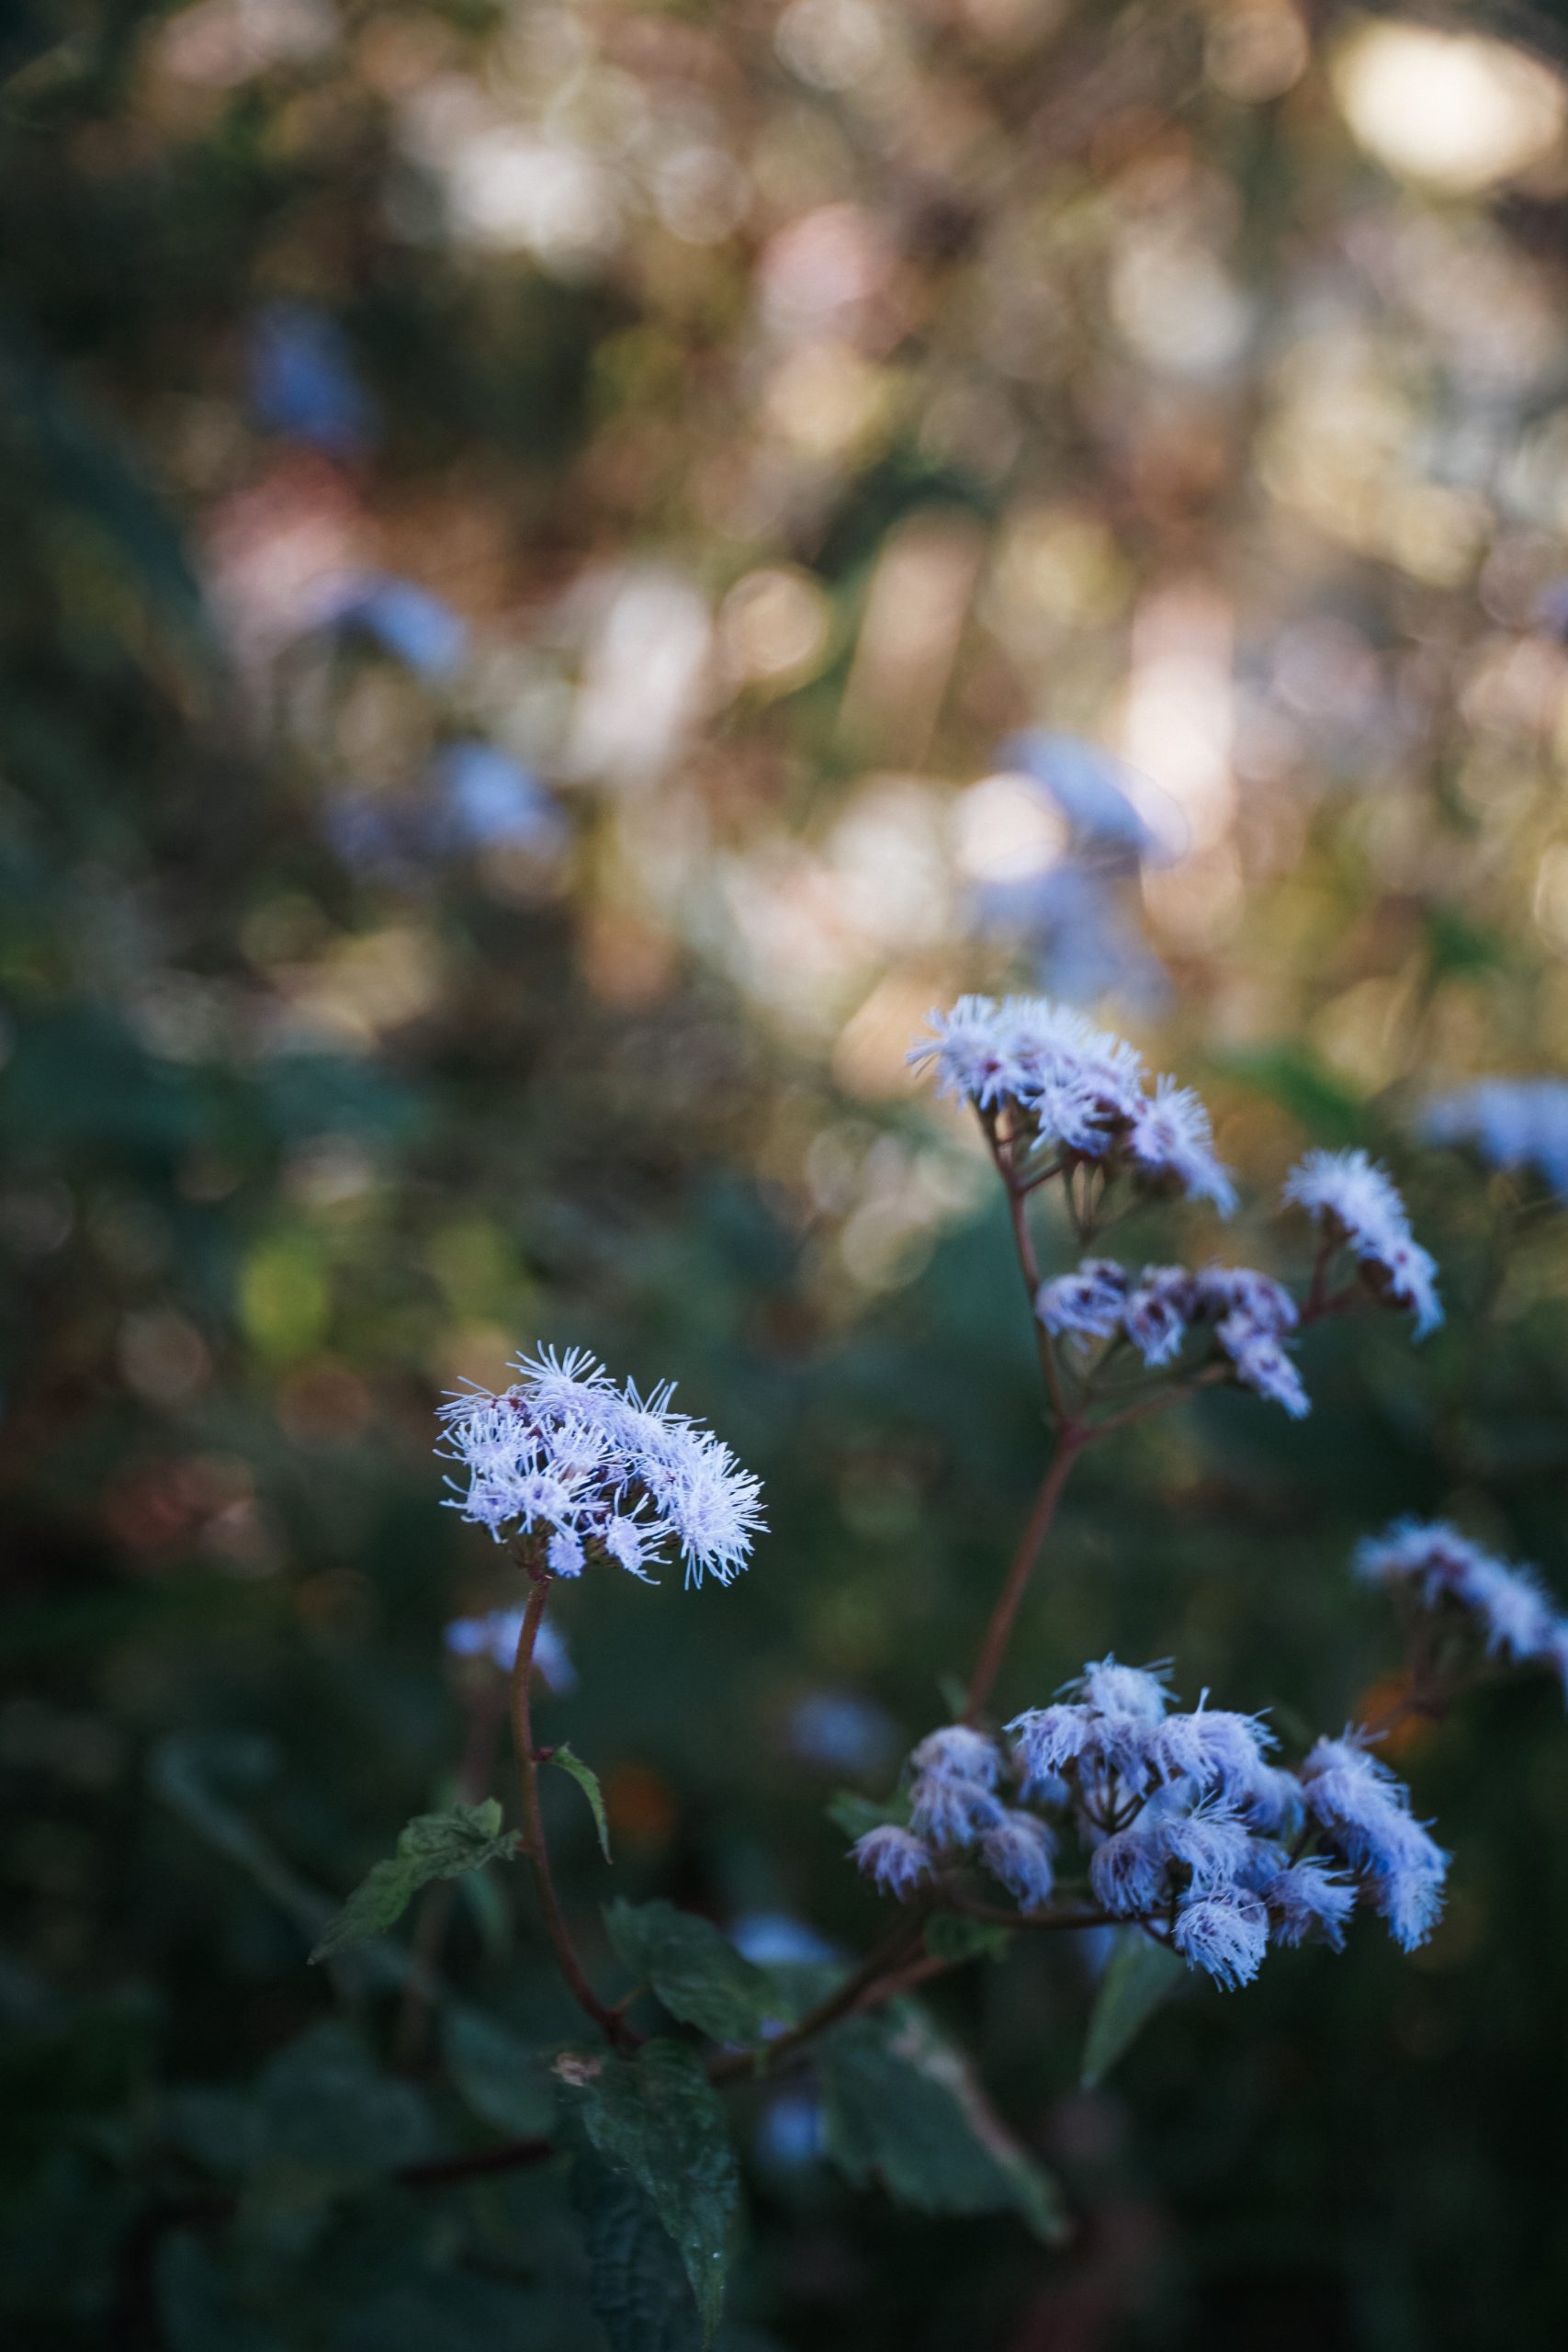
908,996,1235,1213
1284,1148,1441,1337
1036,1260,1308,1417
1355,1518,1568,1697
1422,1078,1568,1196
437,1348,765,1586
852,1658,1448,1986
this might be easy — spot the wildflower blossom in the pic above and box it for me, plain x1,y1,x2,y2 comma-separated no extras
1354,1518,1568,1693
1172,1893,1269,1987
908,995,1234,1211
1035,1259,1127,1343
1284,1148,1442,1337
437,1347,764,1586
852,1824,934,1897
1422,1077,1568,1195
1259,1856,1356,1950
979,1811,1056,1908
856,1659,1451,1988
1300,1735,1449,1950
1122,1266,1196,1367
1125,1079,1237,1214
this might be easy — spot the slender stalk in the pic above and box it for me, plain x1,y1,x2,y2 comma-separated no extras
510,1576,634,2049
708,1912,928,2086
964,1430,1084,1724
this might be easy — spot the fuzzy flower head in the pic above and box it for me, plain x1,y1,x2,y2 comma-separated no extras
1355,1518,1568,1693
852,1824,934,1899
1422,1078,1568,1196
1284,1149,1442,1338
1300,1734,1449,1950
437,1348,764,1588
1035,1254,1309,1415
909,995,1235,1214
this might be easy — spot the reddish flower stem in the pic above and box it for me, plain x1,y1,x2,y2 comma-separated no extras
510,1574,636,2049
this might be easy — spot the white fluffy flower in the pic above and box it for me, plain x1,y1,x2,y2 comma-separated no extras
437,1348,764,1587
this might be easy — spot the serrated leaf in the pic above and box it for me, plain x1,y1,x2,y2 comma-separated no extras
561,2040,739,2342
1079,1928,1187,2088
817,2001,1066,2245
826,1789,908,1841
549,1742,612,1860
308,1802,517,1964
605,1900,777,2044
923,1913,1010,1964
442,2006,556,2140
575,2156,703,2352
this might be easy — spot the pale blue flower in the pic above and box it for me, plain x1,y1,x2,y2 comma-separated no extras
852,1823,934,1898
1260,1856,1356,1951
979,1811,1056,1909
1153,1703,1275,1804
1354,1517,1568,1689
731,1913,840,1967
909,1725,1003,1786
444,1609,575,1692
1089,1826,1168,1915
1300,1735,1449,1950
1009,1702,1095,1791
1284,1148,1442,1337
1125,1079,1237,1215
1122,1267,1196,1367
437,1348,764,1586
1035,1259,1127,1343
1422,1078,1568,1195
908,1772,1004,1851
248,300,376,456
1173,1893,1269,1987
788,1691,899,1776
1160,1805,1254,1894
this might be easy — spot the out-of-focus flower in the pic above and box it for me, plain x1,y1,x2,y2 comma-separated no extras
909,995,1235,1213
1284,1148,1442,1336
852,1822,934,1896
433,741,570,858
787,1690,899,1776
247,300,377,458
437,1346,765,1587
1355,1518,1568,1695
730,1912,840,1967
1036,1255,1308,1415
1299,1735,1449,1949
756,2087,824,2170
1422,1079,1568,1195
444,1607,576,1693
998,732,1167,859
313,572,469,678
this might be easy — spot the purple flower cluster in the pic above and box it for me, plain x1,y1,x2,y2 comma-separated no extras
852,1658,1448,1988
908,996,1235,1213
1284,1148,1441,1337
1036,1260,1308,1417
437,1348,765,1587
1355,1519,1568,1697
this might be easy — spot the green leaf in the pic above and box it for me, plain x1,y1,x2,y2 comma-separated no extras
1079,1929,1187,2088
922,1913,1010,1964
817,2002,1066,2245
549,1743,612,1861
308,1802,517,1964
604,1900,777,2044
826,1789,908,1841
559,2040,739,2343
575,2157,703,2352
442,2007,555,2140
